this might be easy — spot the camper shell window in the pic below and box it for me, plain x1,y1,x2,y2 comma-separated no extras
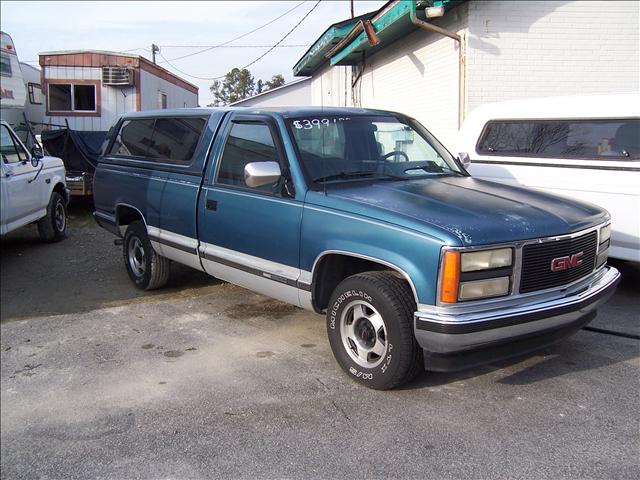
108,116,207,165
477,119,640,160
48,82,97,113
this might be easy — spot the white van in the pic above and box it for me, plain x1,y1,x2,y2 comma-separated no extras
456,93,639,262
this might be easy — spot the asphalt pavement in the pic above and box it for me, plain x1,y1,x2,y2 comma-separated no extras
1,202,638,479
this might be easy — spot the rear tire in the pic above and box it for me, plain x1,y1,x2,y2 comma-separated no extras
37,192,67,242
123,221,170,290
326,271,423,390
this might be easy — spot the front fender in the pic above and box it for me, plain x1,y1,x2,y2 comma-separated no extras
301,207,444,306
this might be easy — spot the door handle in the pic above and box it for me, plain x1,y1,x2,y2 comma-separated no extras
206,199,217,211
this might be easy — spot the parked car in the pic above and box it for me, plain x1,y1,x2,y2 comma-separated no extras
456,93,639,262
1,120,69,241
93,108,619,389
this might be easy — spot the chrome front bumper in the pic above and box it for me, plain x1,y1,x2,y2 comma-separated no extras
414,266,620,371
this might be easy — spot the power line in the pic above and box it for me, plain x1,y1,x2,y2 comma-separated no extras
159,0,308,63
243,0,322,70
158,0,322,81
160,44,310,49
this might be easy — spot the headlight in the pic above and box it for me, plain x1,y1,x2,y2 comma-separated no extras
459,277,510,301
440,248,513,303
600,224,611,243
460,248,512,272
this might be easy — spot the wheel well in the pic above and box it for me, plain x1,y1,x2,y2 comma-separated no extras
53,182,68,203
116,205,144,229
312,254,412,312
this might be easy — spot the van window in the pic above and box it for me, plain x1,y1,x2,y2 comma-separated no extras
217,122,281,192
108,117,206,164
477,119,640,159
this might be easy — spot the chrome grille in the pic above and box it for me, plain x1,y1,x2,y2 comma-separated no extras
519,231,597,293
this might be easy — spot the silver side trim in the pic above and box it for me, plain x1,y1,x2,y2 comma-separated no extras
199,241,302,282
200,255,304,308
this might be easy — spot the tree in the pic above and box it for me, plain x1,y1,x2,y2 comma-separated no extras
265,74,285,91
256,79,264,95
209,68,255,106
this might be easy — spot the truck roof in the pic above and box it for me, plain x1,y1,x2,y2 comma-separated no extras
120,106,402,119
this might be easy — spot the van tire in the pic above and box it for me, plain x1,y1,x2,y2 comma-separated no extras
326,271,423,390
37,192,67,242
123,221,170,290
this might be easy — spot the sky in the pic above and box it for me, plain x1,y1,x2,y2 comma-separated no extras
1,0,387,106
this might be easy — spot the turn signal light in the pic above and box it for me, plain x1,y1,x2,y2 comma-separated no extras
440,251,460,303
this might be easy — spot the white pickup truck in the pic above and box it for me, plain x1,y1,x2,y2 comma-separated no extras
1,120,69,241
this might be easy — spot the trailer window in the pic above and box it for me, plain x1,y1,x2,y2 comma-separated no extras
28,83,43,104
477,119,640,159
0,54,11,77
48,83,96,112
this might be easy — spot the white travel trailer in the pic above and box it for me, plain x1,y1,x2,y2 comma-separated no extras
456,94,640,263
0,32,27,130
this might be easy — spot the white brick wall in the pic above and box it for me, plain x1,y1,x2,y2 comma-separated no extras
466,0,640,112
310,4,468,149
308,0,639,148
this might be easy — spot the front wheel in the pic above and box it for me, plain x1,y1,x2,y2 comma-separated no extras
123,221,170,290
37,191,67,242
326,271,423,390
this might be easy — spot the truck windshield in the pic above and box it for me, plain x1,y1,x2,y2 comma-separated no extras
286,115,462,184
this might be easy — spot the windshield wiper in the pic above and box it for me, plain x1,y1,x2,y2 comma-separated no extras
404,161,463,176
313,170,378,183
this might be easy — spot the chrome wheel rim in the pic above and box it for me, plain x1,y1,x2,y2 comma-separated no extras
340,300,388,368
54,202,66,232
127,237,146,278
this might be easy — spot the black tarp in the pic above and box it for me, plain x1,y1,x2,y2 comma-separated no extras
42,129,108,174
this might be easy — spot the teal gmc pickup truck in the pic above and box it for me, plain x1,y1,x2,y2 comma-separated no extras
93,107,620,389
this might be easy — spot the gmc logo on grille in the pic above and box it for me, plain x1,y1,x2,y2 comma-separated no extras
550,252,584,272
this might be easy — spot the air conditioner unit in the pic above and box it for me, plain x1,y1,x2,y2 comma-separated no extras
102,66,133,86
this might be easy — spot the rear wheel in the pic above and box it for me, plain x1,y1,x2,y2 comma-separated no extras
123,221,170,290
326,271,423,390
38,192,67,242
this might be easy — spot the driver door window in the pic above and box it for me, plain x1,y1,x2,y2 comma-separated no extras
216,122,281,193
1,125,26,164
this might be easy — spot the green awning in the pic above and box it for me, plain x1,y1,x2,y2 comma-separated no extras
293,0,464,76
292,12,375,77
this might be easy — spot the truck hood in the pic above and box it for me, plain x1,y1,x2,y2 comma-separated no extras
307,177,609,246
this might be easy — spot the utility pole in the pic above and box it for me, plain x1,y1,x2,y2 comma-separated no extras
151,44,159,64
350,0,354,18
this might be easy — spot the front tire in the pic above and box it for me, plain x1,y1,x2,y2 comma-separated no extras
326,271,423,390
123,221,170,290
37,191,67,242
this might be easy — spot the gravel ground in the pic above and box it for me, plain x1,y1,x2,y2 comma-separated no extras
1,201,638,479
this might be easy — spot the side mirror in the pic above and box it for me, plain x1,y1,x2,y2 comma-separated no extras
458,152,471,168
244,161,281,188
31,145,44,160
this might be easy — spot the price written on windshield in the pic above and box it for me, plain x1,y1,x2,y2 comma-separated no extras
292,118,351,129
